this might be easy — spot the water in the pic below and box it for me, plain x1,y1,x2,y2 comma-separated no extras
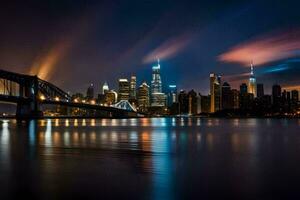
0,118,300,199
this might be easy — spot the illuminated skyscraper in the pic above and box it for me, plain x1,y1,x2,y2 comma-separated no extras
151,59,166,106
248,62,257,97
151,59,162,93
130,75,136,100
167,85,177,106
137,81,150,112
210,73,221,113
118,79,130,101
102,82,109,94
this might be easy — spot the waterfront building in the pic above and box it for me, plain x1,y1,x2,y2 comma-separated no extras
221,82,233,110
188,90,198,115
210,73,221,113
240,83,248,95
86,83,94,100
137,81,150,112
240,83,253,110
167,85,177,107
118,79,130,101
248,63,257,97
178,90,189,114
272,84,281,104
151,59,166,106
291,90,299,112
257,83,264,98
129,75,136,100
291,90,299,102
200,94,211,113
232,89,239,109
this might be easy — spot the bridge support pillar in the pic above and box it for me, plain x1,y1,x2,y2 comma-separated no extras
16,101,43,119
16,76,43,119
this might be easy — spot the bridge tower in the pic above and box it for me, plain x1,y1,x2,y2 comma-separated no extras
16,75,43,119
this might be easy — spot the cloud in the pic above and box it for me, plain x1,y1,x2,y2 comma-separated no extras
143,32,193,63
218,29,300,66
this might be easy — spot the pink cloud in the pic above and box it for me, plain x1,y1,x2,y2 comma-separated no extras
143,33,193,63
218,29,300,66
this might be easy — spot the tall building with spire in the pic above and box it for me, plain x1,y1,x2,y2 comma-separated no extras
248,62,257,97
151,58,162,93
210,73,221,113
151,58,166,106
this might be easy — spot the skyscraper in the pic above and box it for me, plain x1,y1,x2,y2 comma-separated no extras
137,81,150,112
102,82,109,94
240,83,253,110
118,79,130,101
129,75,136,100
199,94,210,113
86,83,94,100
291,90,299,102
240,83,248,95
151,59,166,106
272,84,281,104
248,62,257,97
291,90,299,112
221,82,233,110
257,83,264,98
188,90,198,115
210,73,221,113
272,84,282,112
167,85,177,107
232,89,239,109
178,90,189,114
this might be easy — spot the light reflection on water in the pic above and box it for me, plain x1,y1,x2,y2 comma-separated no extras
0,118,300,199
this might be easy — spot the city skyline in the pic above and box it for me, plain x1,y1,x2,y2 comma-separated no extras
80,60,298,98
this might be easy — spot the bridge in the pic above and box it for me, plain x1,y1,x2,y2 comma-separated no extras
0,69,138,119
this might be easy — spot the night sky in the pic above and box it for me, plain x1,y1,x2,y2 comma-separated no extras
1,0,300,95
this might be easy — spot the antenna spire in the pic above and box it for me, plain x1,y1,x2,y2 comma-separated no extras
250,61,254,75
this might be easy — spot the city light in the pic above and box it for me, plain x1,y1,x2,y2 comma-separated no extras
39,95,46,100
55,97,60,101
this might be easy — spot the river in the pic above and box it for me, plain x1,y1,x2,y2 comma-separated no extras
0,118,300,199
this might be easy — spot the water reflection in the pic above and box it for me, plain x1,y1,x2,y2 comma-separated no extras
0,118,299,199
0,120,10,164
151,130,173,200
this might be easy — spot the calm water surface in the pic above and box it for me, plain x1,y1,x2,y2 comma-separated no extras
1,118,300,199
